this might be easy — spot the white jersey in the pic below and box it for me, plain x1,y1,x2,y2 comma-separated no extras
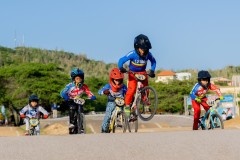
20,104,48,118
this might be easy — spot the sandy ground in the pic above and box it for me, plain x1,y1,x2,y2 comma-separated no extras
224,116,240,129
1,116,240,136
0,126,24,136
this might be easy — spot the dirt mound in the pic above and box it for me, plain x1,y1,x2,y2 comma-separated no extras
43,123,68,135
224,116,240,129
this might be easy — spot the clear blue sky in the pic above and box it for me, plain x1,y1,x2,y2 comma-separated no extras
1,0,240,71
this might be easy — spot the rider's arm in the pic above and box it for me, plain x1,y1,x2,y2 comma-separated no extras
98,84,111,95
83,84,96,100
60,84,71,101
38,106,49,119
208,83,222,97
19,105,28,118
118,51,133,69
189,83,200,100
147,52,156,72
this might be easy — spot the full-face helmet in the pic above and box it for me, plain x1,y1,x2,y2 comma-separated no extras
197,70,211,88
134,34,152,57
109,68,124,92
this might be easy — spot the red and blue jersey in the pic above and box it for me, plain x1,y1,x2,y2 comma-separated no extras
118,50,156,72
60,83,95,101
190,83,222,100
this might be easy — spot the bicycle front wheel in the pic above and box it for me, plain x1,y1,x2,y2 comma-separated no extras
113,111,127,133
209,113,224,130
78,113,86,134
137,86,158,121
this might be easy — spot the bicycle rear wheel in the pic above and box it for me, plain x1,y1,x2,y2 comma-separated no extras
209,113,224,130
137,86,158,121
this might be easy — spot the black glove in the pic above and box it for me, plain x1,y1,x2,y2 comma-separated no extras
149,70,155,78
119,67,127,73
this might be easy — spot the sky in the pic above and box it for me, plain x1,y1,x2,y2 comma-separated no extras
1,0,240,71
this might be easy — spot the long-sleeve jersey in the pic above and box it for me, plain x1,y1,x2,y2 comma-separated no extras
60,83,95,101
98,83,127,100
190,83,222,100
20,104,48,118
118,50,156,72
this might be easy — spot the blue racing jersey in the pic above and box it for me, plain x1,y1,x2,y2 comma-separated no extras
118,50,156,72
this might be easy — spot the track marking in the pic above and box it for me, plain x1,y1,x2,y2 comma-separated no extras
88,124,96,134
154,123,162,128
16,131,20,136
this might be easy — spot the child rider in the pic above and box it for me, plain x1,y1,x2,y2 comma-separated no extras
98,68,127,133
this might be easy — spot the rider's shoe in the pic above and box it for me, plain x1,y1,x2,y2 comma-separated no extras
129,116,137,122
25,131,29,136
80,129,84,134
101,129,109,133
69,123,75,129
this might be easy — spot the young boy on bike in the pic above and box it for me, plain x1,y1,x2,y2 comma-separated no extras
60,68,96,130
190,70,224,130
118,34,156,118
98,68,127,133
20,95,49,135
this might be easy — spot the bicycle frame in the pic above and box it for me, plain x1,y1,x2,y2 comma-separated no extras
109,106,124,132
69,97,86,134
108,96,126,133
29,118,39,135
199,98,223,129
130,73,145,114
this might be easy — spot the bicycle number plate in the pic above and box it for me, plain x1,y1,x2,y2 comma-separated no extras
135,74,146,81
74,98,85,105
29,118,39,127
115,98,125,106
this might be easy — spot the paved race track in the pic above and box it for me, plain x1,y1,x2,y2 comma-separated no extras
1,130,240,160
1,115,240,160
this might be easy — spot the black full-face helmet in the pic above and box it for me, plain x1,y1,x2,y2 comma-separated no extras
197,70,211,88
134,34,152,57
29,95,39,103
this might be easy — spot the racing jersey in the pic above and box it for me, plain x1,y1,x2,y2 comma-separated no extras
20,104,48,118
61,82,95,101
98,83,127,101
190,83,222,100
118,50,156,72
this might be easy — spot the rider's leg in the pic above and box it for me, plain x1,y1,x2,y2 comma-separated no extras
69,104,77,128
25,118,30,135
191,100,201,130
201,97,210,112
124,72,137,118
141,77,150,106
125,72,137,105
35,124,40,135
101,102,116,133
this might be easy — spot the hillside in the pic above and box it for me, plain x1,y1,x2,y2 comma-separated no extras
0,46,117,79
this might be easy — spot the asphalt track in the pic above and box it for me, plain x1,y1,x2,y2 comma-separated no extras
1,129,240,160
1,115,240,160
